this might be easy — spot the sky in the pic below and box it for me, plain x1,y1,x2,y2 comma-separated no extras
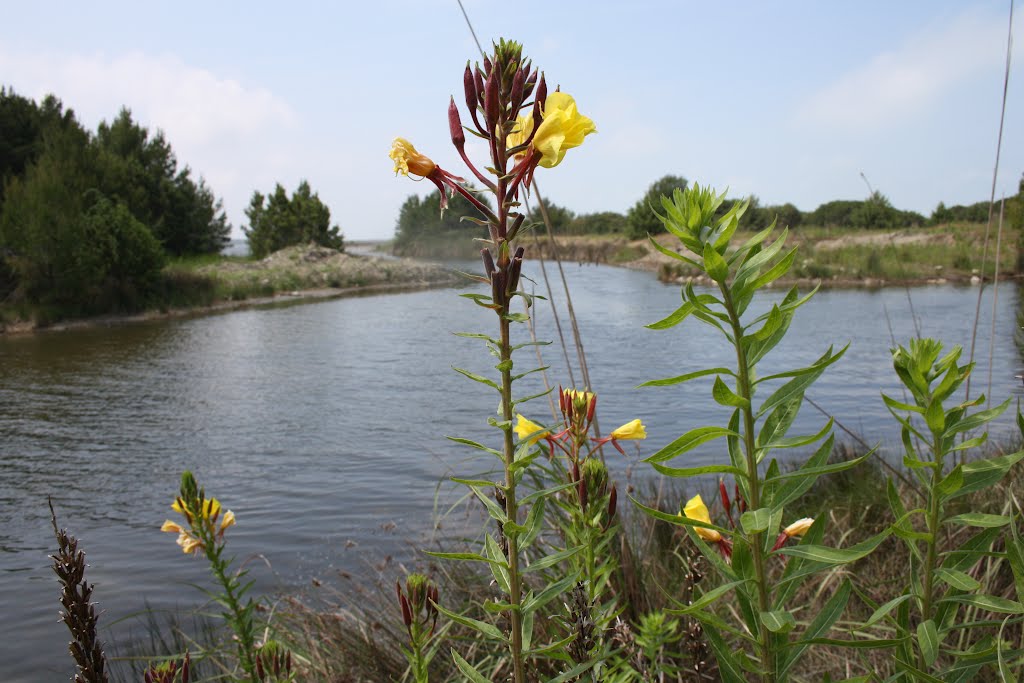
0,1,1021,241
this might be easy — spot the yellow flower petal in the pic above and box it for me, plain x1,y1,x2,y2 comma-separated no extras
389,137,436,177
506,114,534,155
783,517,814,538
514,414,549,444
161,520,183,533
220,510,236,532
610,419,647,441
532,92,596,169
683,494,722,542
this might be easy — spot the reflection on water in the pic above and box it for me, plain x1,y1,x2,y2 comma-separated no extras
1,266,1021,680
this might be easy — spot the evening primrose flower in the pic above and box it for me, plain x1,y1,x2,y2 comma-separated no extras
389,138,437,178
515,414,549,444
161,496,235,555
783,518,814,538
610,419,647,441
682,494,722,543
532,92,596,168
506,114,534,157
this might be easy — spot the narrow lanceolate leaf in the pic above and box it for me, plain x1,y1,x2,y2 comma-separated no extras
944,513,1011,528
744,247,796,293
1006,514,1024,602
740,508,773,534
424,550,503,565
917,620,939,667
924,399,945,434
760,609,796,634
702,623,750,683
644,426,736,464
639,367,734,388
943,398,1010,437
667,581,748,615
937,594,1024,614
704,241,729,282
866,594,914,627
650,462,746,479
452,366,499,391
521,570,580,614
647,301,696,330
484,535,510,594
782,581,854,672
519,497,545,549
952,451,1024,498
756,345,848,418
522,545,582,573
451,648,493,683
445,437,502,458
776,528,890,564
713,375,749,408
935,568,983,591
435,605,506,641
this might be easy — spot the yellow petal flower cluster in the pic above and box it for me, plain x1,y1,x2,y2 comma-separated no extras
506,115,534,156
533,93,596,169
389,137,437,178
683,494,722,542
514,414,549,444
610,419,647,441
161,497,236,555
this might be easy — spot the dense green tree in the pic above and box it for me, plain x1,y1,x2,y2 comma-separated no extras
244,180,343,259
95,108,230,255
567,211,627,235
531,196,574,233
626,175,688,238
393,188,491,255
0,89,78,209
0,127,163,312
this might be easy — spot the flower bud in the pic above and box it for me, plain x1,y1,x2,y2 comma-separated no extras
608,486,618,519
510,67,525,113
783,518,814,538
483,55,492,76
448,98,465,149
533,74,547,130
481,248,495,278
484,67,499,134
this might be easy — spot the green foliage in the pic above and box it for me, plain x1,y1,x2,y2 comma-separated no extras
95,108,230,256
0,88,79,209
567,210,627,235
880,340,1023,680
808,192,923,230
641,181,865,682
244,181,344,259
392,189,490,256
626,175,688,238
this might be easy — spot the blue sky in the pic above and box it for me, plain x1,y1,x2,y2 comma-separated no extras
1,1,1020,240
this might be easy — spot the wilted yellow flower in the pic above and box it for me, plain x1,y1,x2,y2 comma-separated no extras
611,419,647,440
683,494,722,542
783,517,814,538
221,509,236,532
533,92,596,168
515,414,549,444
161,520,205,555
506,114,534,156
389,137,437,177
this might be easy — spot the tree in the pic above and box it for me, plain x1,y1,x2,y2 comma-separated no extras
95,108,230,256
243,180,343,259
626,175,688,238
393,187,491,256
530,196,575,234
567,211,627,235
0,88,78,209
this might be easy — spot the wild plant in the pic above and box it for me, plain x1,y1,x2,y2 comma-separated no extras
389,39,597,681
636,183,875,682
396,574,442,682
518,387,645,677
874,338,1024,679
49,499,110,683
160,470,277,682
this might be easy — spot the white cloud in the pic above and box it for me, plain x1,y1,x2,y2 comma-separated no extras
799,10,1010,130
0,49,299,235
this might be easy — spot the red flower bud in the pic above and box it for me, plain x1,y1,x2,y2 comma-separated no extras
481,248,495,278
608,486,618,519
484,68,499,134
533,74,547,130
510,67,525,112
463,63,483,132
448,98,465,149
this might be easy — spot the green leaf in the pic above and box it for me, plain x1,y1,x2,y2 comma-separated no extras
646,301,696,330
644,426,736,464
639,367,734,387
756,345,847,418
865,594,914,627
650,462,747,479
935,568,983,591
760,609,796,634
917,620,939,667
452,366,499,391
776,528,890,565
713,375,749,408
924,399,945,434
484,535,510,594
522,545,582,573
944,398,1010,437
952,451,1024,498
781,579,852,677
881,393,923,414
703,241,729,282
424,550,503,565
701,623,749,683
445,438,502,459
944,513,1012,528
435,605,506,641
745,247,796,293
757,396,807,449
469,485,508,524
765,449,872,484
521,570,580,614
936,465,964,497
668,580,747,615
937,594,1024,614
647,234,701,267
451,649,493,683
519,497,545,549
740,508,773,534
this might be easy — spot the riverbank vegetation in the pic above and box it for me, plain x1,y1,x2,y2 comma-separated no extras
40,39,1024,682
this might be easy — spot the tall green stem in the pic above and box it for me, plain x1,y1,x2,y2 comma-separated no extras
921,431,943,626
206,548,256,681
722,286,775,683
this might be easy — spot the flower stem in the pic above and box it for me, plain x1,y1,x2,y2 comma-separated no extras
205,545,257,681
722,285,776,683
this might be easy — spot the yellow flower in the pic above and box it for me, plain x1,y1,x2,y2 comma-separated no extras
783,518,814,538
161,520,204,555
610,419,647,440
506,114,534,155
389,137,437,177
220,510,236,533
682,494,722,542
532,92,596,169
515,414,549,444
